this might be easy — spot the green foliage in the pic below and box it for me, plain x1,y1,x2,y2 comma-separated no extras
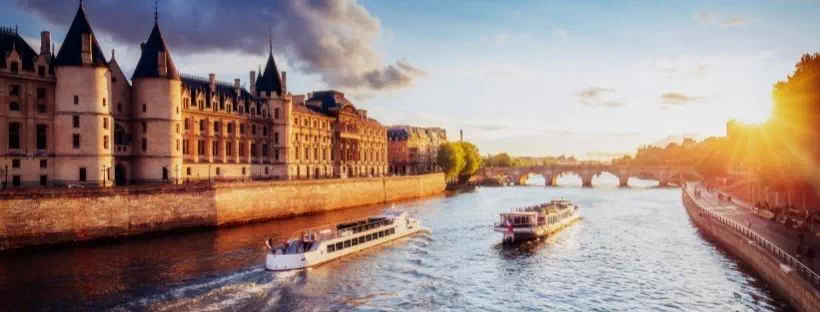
457,141,481,178
485,153,512,167
438,142,465,180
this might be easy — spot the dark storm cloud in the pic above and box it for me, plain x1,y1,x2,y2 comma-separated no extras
17,0,423,91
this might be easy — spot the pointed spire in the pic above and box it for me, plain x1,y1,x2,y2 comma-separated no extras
269,24,273,55
154,0,159,25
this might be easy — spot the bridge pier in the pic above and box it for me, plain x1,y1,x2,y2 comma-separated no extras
617,176,629,188
580,174,593,188
544,175,557,187
658,179,669,187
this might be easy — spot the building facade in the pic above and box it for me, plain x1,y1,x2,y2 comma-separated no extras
1,3,387,187
387,125,446,175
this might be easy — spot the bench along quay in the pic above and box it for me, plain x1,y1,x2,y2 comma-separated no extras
683,182,820,312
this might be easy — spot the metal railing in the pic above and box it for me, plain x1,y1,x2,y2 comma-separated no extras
686,188,820,289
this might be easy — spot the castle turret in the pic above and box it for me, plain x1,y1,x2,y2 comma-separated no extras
130,13,182,184
53,2,114,186
257,38,292,178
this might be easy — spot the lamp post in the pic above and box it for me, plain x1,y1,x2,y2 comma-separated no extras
3,164,7,188
101,165,107,187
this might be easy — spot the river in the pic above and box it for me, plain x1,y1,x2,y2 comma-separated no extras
0,174,795,311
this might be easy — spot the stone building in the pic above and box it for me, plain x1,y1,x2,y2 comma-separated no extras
387,125,447,175
0,3,388,187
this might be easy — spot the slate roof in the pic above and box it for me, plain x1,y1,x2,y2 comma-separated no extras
0,27,38,71
132,23,179,80
388,128,409,140
54,4,107,67
180,74,259,113
255,52,283,96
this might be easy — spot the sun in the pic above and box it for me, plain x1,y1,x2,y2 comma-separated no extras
733,98,772,124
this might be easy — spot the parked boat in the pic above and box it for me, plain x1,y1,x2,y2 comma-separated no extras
494,200,581,243
265,211,425,271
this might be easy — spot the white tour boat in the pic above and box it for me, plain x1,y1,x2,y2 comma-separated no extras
494,199,581,243
265,211,425,271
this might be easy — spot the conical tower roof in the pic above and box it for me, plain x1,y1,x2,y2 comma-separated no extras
131,22,179,80
256,45,283,96
54,3,108,67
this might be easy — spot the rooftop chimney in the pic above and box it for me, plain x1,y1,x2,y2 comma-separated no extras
208,73,216,93
80,33,92,65
40,31,51,57
249,70,256,94
234,78,241,93
157,51,167,76
281,71,287,94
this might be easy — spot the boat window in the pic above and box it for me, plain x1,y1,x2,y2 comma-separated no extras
344,240,351,248
352,238,359,246
328,245,335,253
366,234,372,241
336,242,343,250
378,231,384,238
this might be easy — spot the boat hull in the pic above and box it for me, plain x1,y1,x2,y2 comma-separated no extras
495,215,581,243
266,226,426,271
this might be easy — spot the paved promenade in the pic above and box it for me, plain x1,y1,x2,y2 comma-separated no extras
686,182,820,271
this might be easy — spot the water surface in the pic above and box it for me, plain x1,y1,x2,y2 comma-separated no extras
0,174,794,311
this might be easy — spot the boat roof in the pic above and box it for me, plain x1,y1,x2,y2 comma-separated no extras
378,210,406,219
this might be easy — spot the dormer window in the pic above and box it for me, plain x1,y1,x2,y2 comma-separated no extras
37,65,45,77
10,62,18,73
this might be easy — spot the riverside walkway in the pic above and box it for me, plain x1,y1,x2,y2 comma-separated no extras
686,182,820,271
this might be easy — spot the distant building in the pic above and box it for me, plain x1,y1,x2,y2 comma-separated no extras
0,2,387,187
387,125,446,175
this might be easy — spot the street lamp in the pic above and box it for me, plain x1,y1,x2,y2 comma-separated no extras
101,165,107,187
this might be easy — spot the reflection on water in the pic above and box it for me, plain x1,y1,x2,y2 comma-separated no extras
0,184,795,311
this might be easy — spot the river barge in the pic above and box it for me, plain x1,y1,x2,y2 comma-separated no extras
265,211,425,271
494,200,581,243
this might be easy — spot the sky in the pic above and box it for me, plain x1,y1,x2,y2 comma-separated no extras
5,0,820,159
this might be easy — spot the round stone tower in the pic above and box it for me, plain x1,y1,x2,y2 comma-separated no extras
130,18,182,183
53,3,114,186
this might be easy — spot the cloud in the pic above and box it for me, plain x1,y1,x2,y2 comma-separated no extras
695,11,751,27
555,28,569,39
659,92,706,105
18,0,422,92
721,16,750,27
585,151,629,158
576,87,623,107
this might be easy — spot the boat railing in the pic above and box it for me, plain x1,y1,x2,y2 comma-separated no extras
280,218,396,242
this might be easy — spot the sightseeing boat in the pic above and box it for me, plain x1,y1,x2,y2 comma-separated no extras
494,200,581,243
265,211,425,271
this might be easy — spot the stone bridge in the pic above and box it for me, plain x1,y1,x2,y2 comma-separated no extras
479,164,700,187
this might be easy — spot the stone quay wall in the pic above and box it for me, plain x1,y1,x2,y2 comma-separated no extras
0,173,445,251
683,189,820,312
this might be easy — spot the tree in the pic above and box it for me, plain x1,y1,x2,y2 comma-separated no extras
458,142,481,179
492,153,512,167
437,142,465,181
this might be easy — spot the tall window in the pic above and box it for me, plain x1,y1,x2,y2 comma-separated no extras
262,144,268,157
250,143,257,157
183,139,188,154
251,125,257,135
142,121,147,133
142,104,146,112
142,138,147,152
73,115,80,128
102,98,106,107
275,149,280,161
239,142,245,157
36,124,47,150
74,95,79,105
79,167,87,182
227,123,234,133
8,123,21,149
240,124,245,134
263,126,268,136
103,118,109,129
104,135,109,149
274,108,280,119
274,132,279,144
226,142,233,156
305,147,310,161
214,122,220,133
185,118,190,130
198,140,205,155
73,134,80,149
212,141,219,156
200,120,205,131
9,100,19,111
